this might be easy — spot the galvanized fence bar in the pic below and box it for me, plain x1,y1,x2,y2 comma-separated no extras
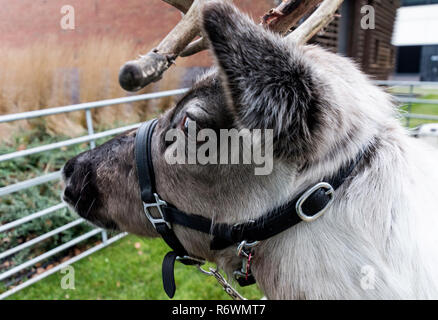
85,108,96,149
375,80,438,87
396,97,438,105
0,232,127,300
0,203,67,233
407,84,414,127
403,113,438,121
0,123,141,163
0,228,102,281
0,171,62,197
0,89,189,124
83,107,107,243
0,219,85,260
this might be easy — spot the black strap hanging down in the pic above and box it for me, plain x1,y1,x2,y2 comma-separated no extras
162,251,178,298
135,119,200,298
135,119,366,298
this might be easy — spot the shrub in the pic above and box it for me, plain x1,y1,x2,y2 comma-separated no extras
0,131,94,286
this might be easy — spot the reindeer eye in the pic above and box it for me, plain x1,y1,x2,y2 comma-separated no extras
181,114,195,135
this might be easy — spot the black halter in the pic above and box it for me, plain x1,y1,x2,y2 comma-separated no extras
135,119,364,298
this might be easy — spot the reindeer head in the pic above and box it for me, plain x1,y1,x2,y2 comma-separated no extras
62,0,384,259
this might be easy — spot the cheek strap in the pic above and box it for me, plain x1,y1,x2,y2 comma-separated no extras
135,119,205,298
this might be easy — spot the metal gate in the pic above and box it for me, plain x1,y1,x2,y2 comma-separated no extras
0,81,437,299
0,88,188,299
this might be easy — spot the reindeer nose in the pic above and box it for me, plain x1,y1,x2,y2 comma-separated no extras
61,157,79,204
63,158,76,180
61,156,94,207
63,186,76,203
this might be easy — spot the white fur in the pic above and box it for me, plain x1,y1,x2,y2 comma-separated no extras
155,45,438,299
247,47,438,299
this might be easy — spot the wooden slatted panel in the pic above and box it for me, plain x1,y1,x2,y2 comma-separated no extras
350,0,400,79
310,12,340,53
309,0,400,79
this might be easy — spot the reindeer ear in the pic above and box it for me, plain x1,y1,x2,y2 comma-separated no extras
202,2,321,158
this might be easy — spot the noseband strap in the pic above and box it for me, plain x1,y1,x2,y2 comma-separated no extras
135,119,365,298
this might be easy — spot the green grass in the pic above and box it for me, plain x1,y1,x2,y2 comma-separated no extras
386,86,438,128
6,235,263,300
399,94,438,128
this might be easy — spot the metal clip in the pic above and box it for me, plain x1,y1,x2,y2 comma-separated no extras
197,266,246,300
176,255,205,266
234,240,258,285
143,193,171,229
236,240,259,258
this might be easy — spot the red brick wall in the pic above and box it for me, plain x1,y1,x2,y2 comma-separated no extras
0,0,275,67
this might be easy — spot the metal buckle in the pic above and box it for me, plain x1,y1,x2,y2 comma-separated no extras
143,193,171,229
295,182,335,222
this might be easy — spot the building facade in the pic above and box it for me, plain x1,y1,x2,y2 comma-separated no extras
393,0,438,81
309,0,400,80
0,0,401,80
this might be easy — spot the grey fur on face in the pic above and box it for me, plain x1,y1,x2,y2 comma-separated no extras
62,1,438,299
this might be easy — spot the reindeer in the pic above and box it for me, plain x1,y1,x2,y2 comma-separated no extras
61,0,438,299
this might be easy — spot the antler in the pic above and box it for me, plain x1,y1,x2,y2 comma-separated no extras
287,0,344,44
180,0,326,58
118,0,203,91
262,0,323,35
119,0,344,92
181,0,329,58
161,0,193,14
